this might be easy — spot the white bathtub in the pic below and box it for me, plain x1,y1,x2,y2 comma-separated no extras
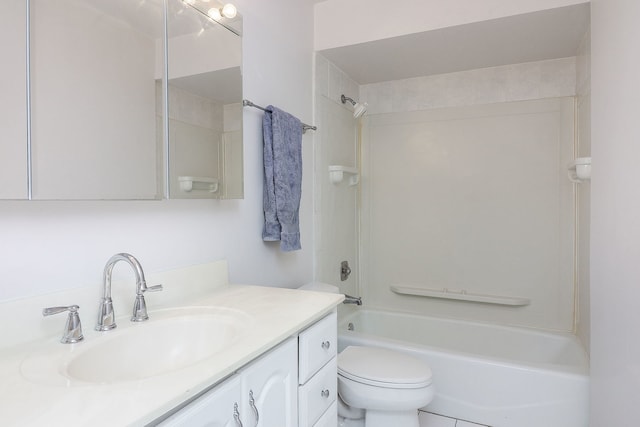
337,309,589,427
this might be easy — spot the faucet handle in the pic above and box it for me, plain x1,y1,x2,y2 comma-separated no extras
131,284,163,322
43,305,78,316
145,284,163,293
43,305,84,344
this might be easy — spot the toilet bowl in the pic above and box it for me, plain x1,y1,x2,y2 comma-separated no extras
337,346,434,427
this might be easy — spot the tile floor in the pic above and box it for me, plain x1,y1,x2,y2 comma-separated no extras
419,411,490,427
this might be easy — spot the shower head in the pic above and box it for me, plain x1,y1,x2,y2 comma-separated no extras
341,94,368,118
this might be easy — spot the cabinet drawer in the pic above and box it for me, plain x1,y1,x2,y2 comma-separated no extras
313,401,337,427
299,312,337,384
298,357,337,427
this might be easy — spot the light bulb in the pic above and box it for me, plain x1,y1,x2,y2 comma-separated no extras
221,3,237,18
207,7,222,20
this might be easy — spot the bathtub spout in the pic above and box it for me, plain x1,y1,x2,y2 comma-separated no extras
343,294,362,305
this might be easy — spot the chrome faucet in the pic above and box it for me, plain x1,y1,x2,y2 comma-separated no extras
343,294,362,306
95,253,163,331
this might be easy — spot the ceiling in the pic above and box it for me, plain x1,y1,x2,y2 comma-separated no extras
318,3,590,85
169,67,242,103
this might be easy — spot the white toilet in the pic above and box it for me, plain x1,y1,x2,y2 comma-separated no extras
337,345,434,427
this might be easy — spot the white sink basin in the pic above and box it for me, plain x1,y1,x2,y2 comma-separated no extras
22,306,252,385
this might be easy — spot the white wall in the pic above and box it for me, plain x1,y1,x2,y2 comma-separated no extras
0,0,315,302
590,0,640,423
314,0,589,51
356,59,578,331
361,98,575,331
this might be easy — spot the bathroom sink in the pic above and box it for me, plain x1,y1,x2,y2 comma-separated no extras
60,306,251,384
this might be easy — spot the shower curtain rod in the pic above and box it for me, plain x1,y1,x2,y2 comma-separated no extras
242,99,317,134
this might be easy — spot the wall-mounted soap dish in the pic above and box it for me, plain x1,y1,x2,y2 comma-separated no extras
329,165,359,186
567,157,591,183
178,176,219,193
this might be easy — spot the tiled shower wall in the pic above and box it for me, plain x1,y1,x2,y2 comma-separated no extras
315,54,585,333
358,57,578,332
313,54,360,307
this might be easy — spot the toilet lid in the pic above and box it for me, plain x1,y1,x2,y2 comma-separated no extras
338,346,432,389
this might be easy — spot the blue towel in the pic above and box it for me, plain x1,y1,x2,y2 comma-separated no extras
262,105,303,251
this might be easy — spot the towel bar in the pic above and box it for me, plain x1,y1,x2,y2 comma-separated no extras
243,99,317,133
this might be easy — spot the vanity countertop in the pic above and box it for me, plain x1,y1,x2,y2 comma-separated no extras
0,284,343,426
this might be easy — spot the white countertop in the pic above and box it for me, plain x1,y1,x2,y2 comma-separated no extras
0,284,343,426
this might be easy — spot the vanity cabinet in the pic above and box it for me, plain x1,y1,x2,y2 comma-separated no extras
157,311,338,427
158,375,242,426
298,313,338,427
239,337,298,426
159,337,297,427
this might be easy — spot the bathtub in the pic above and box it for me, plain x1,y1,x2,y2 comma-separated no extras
337,309,589,427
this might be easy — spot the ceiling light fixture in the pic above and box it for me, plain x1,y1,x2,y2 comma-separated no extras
207,3,236,20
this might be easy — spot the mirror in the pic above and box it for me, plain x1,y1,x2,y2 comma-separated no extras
0,0,28,199
166,0,243,199
30,0,164,200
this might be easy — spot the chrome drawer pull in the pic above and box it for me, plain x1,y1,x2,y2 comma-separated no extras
321,341,331,350
233,403,243,427
249,390,259,426
321,389,330,398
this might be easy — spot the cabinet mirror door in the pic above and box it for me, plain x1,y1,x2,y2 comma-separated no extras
0,0,28,199
166,0,243,199
30,0,164,200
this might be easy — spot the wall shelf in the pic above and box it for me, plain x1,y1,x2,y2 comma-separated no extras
329,165,359,186
390,284,530,306
178,176,219,193
567,157,591,183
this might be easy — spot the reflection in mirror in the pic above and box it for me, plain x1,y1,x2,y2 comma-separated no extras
30,0,163,200
166,0,243,199
0,0,28,199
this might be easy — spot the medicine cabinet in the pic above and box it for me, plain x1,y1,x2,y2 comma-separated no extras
0,0,243,200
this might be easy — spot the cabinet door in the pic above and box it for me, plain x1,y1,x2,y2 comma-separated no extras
241,337,298,427
159,375,242,427
0,0,28,199
30,0,162,200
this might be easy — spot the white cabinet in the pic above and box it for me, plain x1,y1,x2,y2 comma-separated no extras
0,0,28,199
159,337,297,427
299,312,337,384
30,0,162,200
159,375,242,427
239,337,298,427
313,402,337,427
298,313,338,427
157,312,338,427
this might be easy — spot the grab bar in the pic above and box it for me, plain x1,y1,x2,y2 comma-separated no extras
390,285,530,306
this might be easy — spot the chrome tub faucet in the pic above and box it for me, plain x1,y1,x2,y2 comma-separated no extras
343,294,362,306
95,253,163,331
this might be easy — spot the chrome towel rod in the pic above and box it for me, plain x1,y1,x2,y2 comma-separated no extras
242,99,317,134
